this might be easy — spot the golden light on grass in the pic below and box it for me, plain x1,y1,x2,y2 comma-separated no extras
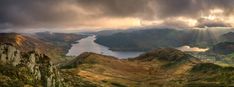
15,35,26,46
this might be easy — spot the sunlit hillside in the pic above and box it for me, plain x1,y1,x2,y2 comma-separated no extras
1,0,234,87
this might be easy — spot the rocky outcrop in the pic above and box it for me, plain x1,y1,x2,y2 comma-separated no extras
0,44,65,87
0,44,21,66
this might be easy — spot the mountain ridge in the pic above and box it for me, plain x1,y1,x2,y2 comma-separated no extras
0,33,64,63
95,28,234,51
61,48,234,87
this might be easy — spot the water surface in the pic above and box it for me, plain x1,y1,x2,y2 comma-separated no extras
66,35,143,59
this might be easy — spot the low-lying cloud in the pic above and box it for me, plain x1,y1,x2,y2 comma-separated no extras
177,46,209,52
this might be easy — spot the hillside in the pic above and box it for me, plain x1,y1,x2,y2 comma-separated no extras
211,42,234,55
1,43,233,87
0,33,49,52
61,48,234,87
35,32,88,55
95,28,226,51
222,32,234,42
0,32,88,63
0,33,63,62
0,44,64,87
0,44,97,87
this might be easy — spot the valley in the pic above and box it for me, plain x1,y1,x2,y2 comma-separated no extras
67,35,143,58
2,1,234,87
61,48,234,87
0,28,234,87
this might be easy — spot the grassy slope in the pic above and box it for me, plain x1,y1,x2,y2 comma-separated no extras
60,48,234,87
0,32,88,63
35,32,88,55
0,33,63,63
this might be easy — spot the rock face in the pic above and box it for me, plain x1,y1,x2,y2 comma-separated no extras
0,44,64,87
0,44,21,66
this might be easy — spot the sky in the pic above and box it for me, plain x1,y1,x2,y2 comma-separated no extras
1,0,234,32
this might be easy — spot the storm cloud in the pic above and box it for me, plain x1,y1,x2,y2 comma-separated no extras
1,0,234,31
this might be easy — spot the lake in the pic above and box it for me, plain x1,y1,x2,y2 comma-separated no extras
66,35,144,59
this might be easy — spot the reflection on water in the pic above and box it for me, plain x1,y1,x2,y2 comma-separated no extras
66,35,143,59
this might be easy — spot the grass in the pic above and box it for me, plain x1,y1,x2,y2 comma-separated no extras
61,49,234,87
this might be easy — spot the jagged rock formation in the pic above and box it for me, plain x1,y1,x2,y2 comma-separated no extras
0,44,64,87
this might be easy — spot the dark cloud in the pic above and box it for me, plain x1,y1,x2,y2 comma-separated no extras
196,21,231,28
154,0,234,18
154,0,201,18
75,0,154,18
0,0,234,31
0,0,82,27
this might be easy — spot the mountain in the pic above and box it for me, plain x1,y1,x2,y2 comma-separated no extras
0,33,50,52
0,33,63,62
91,29,139,36
95,28,226,51
0,32,89,62
91,30,125,36
135,48,195,61
0,44,64,87
1,43,233,87
222,32,234,42
0,44,97,87
210,42,234,55
35,32,88,55
61,48,234,87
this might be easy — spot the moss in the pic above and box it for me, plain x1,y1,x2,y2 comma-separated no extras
0,64,38,87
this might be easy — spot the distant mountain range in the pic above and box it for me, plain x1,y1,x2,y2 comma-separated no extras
210,42,234,55
222,32,234,42
208,32,234,55
35,32,88,55
95,28,233,51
